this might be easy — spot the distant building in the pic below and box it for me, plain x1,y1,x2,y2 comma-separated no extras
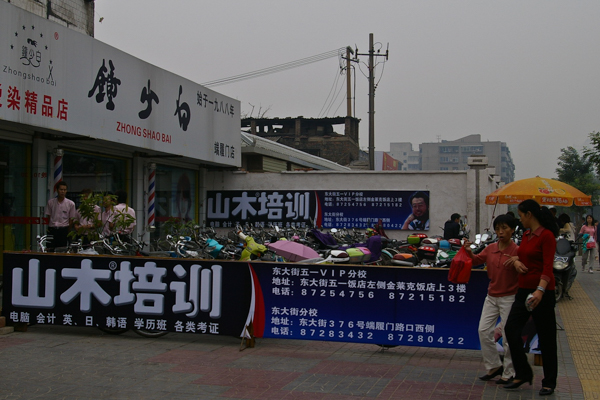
374,151,401,170
419,134,515,183
388,143,421,171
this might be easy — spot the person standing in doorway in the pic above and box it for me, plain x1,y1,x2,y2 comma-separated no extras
101,193,115,238
74,188,101,244
109,190,136,238
45,181,77,251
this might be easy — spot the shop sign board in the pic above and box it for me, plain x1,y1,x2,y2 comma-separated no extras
0,1,240,167
206,190,431,230
3,253,487,349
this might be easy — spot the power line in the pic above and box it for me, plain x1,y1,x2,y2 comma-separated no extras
202,48,345,87
318,68,343,118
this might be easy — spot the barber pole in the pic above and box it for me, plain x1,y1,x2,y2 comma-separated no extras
148,164,156,227
53,150,63,195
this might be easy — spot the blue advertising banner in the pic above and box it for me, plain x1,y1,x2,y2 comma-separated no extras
3,253,487,350
206,190,430,230
252,264,487,349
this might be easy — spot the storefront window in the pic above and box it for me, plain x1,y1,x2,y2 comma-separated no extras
0,141,30,272
62,150,129,205
154,165,197,238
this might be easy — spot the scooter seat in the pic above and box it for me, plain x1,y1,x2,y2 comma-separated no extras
555,238,572,254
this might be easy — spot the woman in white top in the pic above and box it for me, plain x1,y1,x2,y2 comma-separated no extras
558,213,575,241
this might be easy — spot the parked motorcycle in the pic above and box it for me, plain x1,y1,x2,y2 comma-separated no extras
553,236,579,302
238,231,268,261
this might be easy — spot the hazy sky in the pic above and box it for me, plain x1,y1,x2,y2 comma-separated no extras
94,1,600,180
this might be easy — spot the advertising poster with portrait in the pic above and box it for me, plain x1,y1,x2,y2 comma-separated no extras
170,169,195,223
206,190,430,230
154,166,196,225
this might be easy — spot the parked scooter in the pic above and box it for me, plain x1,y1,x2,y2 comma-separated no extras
553,236,579,302
238,231,268,261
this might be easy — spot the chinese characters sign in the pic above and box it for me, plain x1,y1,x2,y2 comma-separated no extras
0,1,239,167
3,253,252,336
258,264,488,349
206,190,431,230
2,253,488,350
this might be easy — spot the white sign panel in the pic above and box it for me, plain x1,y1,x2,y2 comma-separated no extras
0,2,240,167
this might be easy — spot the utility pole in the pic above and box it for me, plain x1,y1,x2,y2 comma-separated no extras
345,46,354,117
368,34,375,170
355,33,389,170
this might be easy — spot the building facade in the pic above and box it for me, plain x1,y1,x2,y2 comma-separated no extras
388,142,421,171
389,135,515,183
0,0,240,266
0,0,353,272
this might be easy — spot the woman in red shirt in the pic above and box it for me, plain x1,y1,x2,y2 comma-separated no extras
503,200,558,396
465,214,519,384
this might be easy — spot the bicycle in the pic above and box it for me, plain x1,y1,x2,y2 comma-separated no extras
36,234,53,252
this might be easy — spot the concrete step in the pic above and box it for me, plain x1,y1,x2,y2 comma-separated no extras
0,326,14,335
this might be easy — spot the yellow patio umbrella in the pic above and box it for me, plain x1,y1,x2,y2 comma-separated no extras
485,176,593,207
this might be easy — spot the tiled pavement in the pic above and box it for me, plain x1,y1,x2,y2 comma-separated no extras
1,260,599,400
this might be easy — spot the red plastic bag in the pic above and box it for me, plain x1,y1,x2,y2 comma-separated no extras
448,246,473,284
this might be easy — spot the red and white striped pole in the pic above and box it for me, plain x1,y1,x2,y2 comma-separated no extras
53,148,64,196
147,163,156,228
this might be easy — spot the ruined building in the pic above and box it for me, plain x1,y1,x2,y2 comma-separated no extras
241,116,361,167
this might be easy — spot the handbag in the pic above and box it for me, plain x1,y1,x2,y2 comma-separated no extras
587,235,596,249
448,246,473,284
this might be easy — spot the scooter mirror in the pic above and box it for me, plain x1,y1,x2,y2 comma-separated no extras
481,233,489,242
475,233,481,245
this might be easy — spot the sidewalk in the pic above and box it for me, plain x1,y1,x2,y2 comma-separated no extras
1,264,599,400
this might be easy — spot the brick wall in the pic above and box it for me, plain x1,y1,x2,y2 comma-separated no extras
2,0,94,36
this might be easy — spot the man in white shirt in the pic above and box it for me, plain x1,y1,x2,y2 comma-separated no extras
45,181,77,251
109,190,136,237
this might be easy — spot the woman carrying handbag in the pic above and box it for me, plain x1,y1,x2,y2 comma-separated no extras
503,200,558,396
579,214,596,274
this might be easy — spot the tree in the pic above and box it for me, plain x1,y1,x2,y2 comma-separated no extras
557,145,600,227
556,146,598,194
583,131,600,175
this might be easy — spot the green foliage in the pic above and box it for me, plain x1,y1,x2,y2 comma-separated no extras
584,131,600,176
68,192,108,241
556,146,599,196
161,217,197,237
557,144,600,222
111,207,136,234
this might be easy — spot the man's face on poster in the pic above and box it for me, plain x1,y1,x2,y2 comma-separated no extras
411,197,428,218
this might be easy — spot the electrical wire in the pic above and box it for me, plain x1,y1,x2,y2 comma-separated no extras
320,69,343,118
324,84,345,117
202,48,345,87
318,65,344,118
332,87,347,116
